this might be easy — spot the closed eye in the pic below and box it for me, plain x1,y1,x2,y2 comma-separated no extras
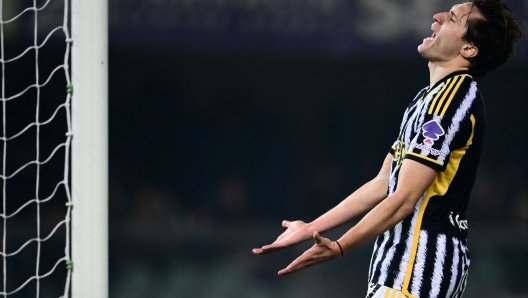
450,10,457,23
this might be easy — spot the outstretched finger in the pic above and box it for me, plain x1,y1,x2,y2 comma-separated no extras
277,254,309,276
252,243,283,255
282,220,291,228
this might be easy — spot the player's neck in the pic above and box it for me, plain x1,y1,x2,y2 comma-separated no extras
428,60,470,85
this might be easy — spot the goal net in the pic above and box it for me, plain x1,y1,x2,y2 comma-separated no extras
0,0,72,296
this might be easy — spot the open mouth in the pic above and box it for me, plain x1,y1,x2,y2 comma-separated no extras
425,30,436,41
425,24,437,41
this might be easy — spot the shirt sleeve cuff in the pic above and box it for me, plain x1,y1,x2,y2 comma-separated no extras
405,152,444,172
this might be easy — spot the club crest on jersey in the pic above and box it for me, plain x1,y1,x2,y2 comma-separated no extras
422,120,444,145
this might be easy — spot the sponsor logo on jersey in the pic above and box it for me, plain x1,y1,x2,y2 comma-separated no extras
393,139,406,168
449,212,468,230
410,142,447,157
422,120,445,145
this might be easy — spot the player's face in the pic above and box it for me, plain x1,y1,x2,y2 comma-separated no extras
418,3,481,62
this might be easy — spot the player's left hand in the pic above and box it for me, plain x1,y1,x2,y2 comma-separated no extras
278,231,341,276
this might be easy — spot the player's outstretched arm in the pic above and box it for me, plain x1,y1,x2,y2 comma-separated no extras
277,159,437,275
306,153,393,233
253,153,392,255
336,159,437,254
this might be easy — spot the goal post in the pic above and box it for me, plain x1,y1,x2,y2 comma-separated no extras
71,0,108,297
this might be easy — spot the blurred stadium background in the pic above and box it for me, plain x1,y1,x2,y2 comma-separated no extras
4,0,527,297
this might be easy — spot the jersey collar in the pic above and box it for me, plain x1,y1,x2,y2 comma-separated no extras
428,70,473,91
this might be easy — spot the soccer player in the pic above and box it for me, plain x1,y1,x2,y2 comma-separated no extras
252,1,523,297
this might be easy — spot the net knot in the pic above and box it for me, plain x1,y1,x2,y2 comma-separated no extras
66,84,74,94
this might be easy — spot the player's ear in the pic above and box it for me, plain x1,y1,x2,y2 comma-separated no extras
460,43,478,59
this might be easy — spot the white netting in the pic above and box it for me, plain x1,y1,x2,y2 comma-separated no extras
0,0,72,297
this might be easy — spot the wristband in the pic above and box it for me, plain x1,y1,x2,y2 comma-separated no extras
335,240,344,256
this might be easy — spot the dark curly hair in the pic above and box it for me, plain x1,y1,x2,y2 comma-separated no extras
462,0,524,77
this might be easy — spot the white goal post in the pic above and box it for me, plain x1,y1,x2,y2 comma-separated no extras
71,0,108,297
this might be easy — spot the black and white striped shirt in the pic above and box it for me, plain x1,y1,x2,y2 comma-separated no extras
368,70,485,298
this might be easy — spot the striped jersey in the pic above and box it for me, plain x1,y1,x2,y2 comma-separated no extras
368,70,485,298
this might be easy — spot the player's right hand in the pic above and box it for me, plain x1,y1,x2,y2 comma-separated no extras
252,220,312,255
